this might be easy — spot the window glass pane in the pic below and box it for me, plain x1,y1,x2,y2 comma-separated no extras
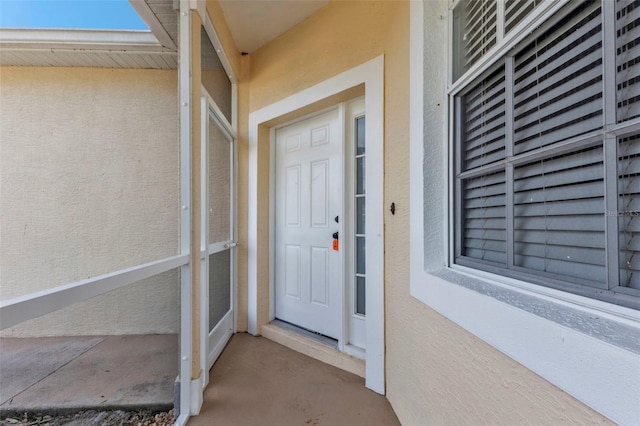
356,197,365,235
514,146,606,284
356,276,366,315
208,250,231,330
208,116,231,244
356,117,366,155
356,236,366,274
452,0,497,81
356,157,365,195
461,171,506,265
616,0,640,122
505,0,543,34
513,1,603,155
619,134,640,289
461,65,506,171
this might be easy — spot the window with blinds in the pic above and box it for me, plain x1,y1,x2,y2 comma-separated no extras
453,0,497,81
505,0,543,34
453,0,640,308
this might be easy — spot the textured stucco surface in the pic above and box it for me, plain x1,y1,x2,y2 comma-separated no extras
0,67,180,336
243,1,611,424
384,2,610,424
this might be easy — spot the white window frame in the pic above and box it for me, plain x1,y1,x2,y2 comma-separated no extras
409,1,640,424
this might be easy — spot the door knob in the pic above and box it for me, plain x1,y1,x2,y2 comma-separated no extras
332,231,339,240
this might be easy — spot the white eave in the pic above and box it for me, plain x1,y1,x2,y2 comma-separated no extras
0,27,178,69
0,28,171,51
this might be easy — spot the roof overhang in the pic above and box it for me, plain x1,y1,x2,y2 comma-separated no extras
0,0,178,70
0,28,171,51
0,28,178,69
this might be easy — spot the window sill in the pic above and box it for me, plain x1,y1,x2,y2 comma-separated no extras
409,266,640,425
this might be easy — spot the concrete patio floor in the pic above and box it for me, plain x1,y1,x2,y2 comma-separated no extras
1,332,399,425
190,333,400,426
0,334,177,415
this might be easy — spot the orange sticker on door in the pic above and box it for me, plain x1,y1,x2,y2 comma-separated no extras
332,239,339,251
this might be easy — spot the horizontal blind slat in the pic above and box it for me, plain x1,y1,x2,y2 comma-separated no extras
514,255,606,283
514,50,602,110
514,101,603,152
465,204,505,218
464,248,506,263
515,229,605,248
466,228,506,240
515,242,605,265
514,166,604,194
514,2,601,73
514,198,605,217
465,127,506,153
515,181,604,204
514,80,602,136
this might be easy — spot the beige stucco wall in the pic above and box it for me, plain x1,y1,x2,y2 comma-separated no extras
0,67,180,336
242,0,610,424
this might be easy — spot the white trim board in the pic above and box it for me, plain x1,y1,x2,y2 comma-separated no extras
0,28,169,51
178,1,194,420
0,254,188,330
409,2,640,425
248,55,385,394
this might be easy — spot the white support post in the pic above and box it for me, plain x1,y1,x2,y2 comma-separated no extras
177,0,193,423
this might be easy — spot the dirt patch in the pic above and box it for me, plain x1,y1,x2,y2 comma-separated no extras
0,409,174,426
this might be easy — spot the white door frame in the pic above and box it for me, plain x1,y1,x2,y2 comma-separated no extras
199,90,238,386
248,56,385,394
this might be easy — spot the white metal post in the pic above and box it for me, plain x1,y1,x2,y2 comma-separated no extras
177,0,192,424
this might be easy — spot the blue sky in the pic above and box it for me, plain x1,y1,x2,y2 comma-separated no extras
0,0,148,30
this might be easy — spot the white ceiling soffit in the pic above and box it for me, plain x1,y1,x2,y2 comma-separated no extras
0,28,177,69
129,0,178,50
218,0,329,53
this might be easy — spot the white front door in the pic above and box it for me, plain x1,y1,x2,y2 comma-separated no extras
275,108,342,339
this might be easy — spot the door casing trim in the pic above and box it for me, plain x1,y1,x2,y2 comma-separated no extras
248,55,384,394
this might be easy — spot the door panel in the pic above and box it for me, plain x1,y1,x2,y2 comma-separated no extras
275,108,342,339
310,246,329,306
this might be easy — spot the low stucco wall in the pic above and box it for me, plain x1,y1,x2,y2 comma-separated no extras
241,1,609,424
0,67,180,336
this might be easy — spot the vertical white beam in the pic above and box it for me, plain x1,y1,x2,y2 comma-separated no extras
199,95,209,388
177,1,192,423
363,57,385,395
247,122,259,335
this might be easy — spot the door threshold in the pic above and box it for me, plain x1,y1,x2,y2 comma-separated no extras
261,322,365,378
271,319,338,349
